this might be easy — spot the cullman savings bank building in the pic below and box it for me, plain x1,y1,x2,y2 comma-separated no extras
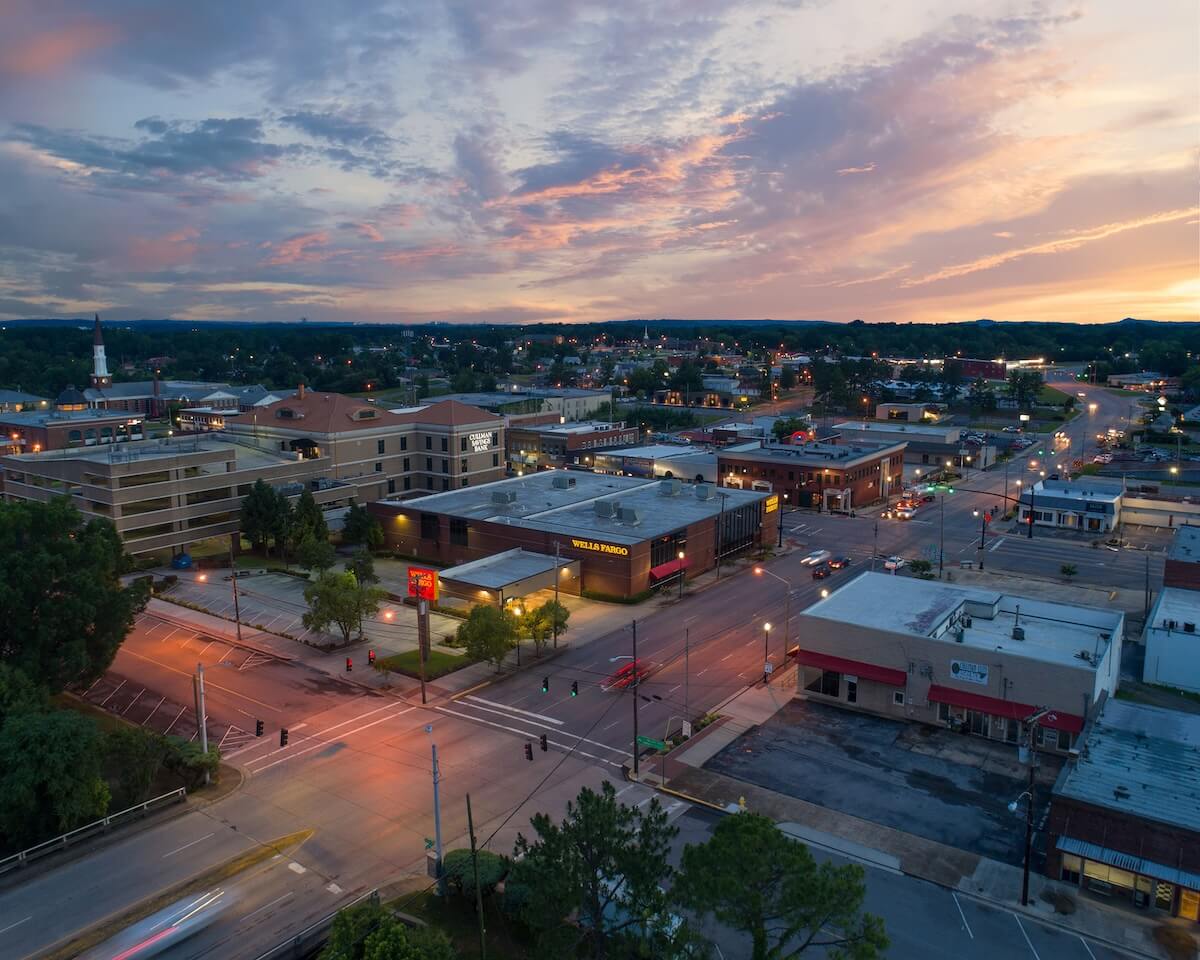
369,470,777,600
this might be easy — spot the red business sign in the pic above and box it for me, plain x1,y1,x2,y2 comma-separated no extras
407,566,439,602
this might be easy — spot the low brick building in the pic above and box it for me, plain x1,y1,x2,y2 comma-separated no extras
1165,525,1200,591
506,420,640,472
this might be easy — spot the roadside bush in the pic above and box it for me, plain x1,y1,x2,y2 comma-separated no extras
103,726,170,808
163,736,220,790
581,587,654,604
442,848,509,900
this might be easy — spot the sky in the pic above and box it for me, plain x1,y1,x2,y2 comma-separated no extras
0,1,1196,326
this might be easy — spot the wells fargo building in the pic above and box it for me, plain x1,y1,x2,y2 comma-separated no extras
370,470,776,599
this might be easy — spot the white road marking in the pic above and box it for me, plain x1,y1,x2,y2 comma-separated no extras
288,862,307,874
721,653,733,661
162,832,216,858
667,685,681,694
951,893,973,939
120,688,146,715
603,720,621,731
143,695,167,726
164,705,187,734
248,707,416,773
1014,916,1040,960
241,892,294,922
1079,936,1097,960
99,678,126,706
120,648,282,712
0,916,31,935
989,537,1005,552
464,695,565,725
326,883,342,895
196,639,217,659
435,705,625,761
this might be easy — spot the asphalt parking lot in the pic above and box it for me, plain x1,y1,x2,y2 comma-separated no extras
705,698,1053,866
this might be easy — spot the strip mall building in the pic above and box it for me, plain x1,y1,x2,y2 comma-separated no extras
369,470,777,599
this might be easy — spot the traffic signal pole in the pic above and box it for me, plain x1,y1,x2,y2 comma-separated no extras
417,599,429,705
193,663,210,785
631,619,639,778
431,742,444,895
229,544,242,644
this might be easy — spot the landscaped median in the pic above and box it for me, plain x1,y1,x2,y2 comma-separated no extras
375,648,470,681
38,829,314,960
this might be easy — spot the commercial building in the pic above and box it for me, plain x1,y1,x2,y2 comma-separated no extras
0,390,49,414
949,357,1008,380
717,439,906,512
432,387,611,422
1,436,351,555
1142,588,1200,692
1047,700,1200,920
793,573,1125,753
506,420,640,472
1019,479,1121,534
833,420,997,472
874,402,946,423
369,470,777,600
591,444,717,483
224,390,506,503
1165,525,1200,590
0,408,145,454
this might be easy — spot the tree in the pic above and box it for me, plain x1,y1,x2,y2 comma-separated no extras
442,847,509,900
511,780,678,959
1061,564,1078,581
456,604,518,671
348,549,379,586
0,498,148,695
772,417,809,442
0,710,111,848
675,813,887,960
968,376,996,413
939,362,964,407
297,533,336,573
240,479,280,554
780,365,797,390
303,572,385,646
320,902,455,960
343,504,384,550
103,726,170,808
0,663,46,730
289,488,329,555
520,600,570,656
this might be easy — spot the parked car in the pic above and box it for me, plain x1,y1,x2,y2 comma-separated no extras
801,549,832,566
1002,425,1019,433
811,563,831,580
883,556,906,571
922,493,936,502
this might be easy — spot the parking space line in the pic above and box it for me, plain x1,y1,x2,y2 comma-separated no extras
165,705,187,734
1078,937,1096,960
120,689,146,715
144,695,167,725
1014,916,1040,960
951,893,973,939
120,648,282,711
99,679,126,706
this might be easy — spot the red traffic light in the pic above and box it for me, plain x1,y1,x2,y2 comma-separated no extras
368,649,376,665
345,657,353,672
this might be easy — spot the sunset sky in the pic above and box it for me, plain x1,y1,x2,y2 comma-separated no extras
0,1,1196,325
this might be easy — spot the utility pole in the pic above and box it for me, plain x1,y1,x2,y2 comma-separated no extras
466,794,486,960
193,663,210,785
229,544,242,644
417,599,429,705
938,494,945,577
871,520,878,572
715,491,728,581
631,620,640,778
1027,486,1035,539
1021,743,1035,906
431,741,444,894
553,541,561,649
684,627,690,730
1145,554,1151,621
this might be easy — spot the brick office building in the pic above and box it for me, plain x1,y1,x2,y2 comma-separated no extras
717,439,906,512
370,470,776,599
1165,525,1200,590
507,420,640,472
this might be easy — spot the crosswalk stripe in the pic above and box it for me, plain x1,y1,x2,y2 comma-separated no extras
464,695,565,725
435,704,626,757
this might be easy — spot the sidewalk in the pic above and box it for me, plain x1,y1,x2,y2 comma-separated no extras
643,672,1182,960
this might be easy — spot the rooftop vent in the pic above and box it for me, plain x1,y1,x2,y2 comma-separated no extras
1011,626,1026,641
695,484,715,500
551,474,575,489
491,490,517,505
619,506,642,525
659,478,682,496
1186,623,1197,634
595,500,616,518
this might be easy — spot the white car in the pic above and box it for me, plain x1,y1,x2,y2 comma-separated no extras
883,556,906,571
895,507,916,520
801,549,832,566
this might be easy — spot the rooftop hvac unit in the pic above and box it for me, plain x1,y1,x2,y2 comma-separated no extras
552,474,575,489
953,628,964,643
619,506,642,525
659,478,682,496
695,484,715,500
595,500,616,518
1186,623,1197,634
1011,626,1025,641
491,490,518,505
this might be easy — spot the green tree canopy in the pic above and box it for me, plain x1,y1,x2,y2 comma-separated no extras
319,902,455,960
456,604,518,671
0,709,110,848
675,812,887,960
240,479,290,555
343,504,384,549
297,533,337,573
772,417,810,442
348,548,379,586
0,498,147,694
290,488,329,551
520,600,570,655
303,572,386,646
510,780,678,959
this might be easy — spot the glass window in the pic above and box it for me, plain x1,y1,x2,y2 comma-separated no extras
460,436,468,452
804,669,840,697
893,690,905,706
426,457,433,471
387,479,395,494
491,431,499,446
449,518,469,545
403,457,410,471
1061,854,1082,885
377,439,386,455
441,437,448,452
425,436,432,450
442,478,449,491
420,513,439,539
461,458,468,472
400,436,407,450
441,458,448,474
403,477,411,491
375,462,382,472
846,680,857,704
492,453,499,467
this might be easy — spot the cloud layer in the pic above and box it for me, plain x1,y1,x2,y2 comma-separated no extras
0,0,1196,324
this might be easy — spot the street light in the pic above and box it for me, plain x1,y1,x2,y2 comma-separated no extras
677,550,686,599
754,566,791,666
973,509,987,569
762,622,772,683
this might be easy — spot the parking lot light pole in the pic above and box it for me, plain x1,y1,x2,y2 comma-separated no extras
193,663,210,785
677,550,686,600
754,566,791,666
762,622,772,683
938,493,945,577
973,510,986,570
228,544,242,644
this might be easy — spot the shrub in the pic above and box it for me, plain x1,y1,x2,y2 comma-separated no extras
581,588,654,604
442,848,509,899
163,736,220,790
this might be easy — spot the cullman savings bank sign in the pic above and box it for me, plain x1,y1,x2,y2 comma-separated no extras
570,538,630,556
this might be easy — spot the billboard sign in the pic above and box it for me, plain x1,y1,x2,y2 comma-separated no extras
407,566,439,602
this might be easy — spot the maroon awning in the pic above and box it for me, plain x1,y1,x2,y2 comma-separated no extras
927,685,1084,733
793,649,907,687
649,557,689,580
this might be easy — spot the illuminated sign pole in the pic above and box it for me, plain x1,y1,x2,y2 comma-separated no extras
408,567,439,705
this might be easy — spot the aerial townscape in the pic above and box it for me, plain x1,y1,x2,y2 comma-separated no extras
0,5,1197,960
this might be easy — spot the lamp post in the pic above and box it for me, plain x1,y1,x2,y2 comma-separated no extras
754,566,791,666
677,550,686,600
973,509,986,570
762,622,772,683
938,493,945,577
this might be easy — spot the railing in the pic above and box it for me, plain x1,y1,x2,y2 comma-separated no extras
0,788,186,877
252,889,379,960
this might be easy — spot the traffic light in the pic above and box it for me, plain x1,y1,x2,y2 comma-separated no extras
541,676,549,694
947,486,954,494
368,649,376,665
540,733,548,752
524,742,533,761
570,680,578,697
280,728,289,747
255,719,264,737
346,657,353,672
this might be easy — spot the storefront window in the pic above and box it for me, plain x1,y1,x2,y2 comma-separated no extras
804,669,840,697
1156,882,1175,912
1061,854,1081,885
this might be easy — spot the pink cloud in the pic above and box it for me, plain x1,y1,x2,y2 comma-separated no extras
126,227,200,270
0,19,118,78
263,232,332,266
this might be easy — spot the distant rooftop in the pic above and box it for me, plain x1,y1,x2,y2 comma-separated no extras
1169,526,1200,564
595,444,706,460
0,389,49,407
384,469,767,543
512,420,626,435
833,420,960,440
0,408,142,426
1147,588,1200,633
439,548,566,590
1026,479,1122,505
8,435,303,472
720,439,905,465
1056,699,1200,836
803,572,1123,670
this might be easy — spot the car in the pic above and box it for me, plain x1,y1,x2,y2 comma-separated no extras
811,563,831,580
883,556,906,571
895,507,916,520
800,549,832,566
1002,425,1019,433
1077,391,1087,398
828,556,852,569
601,659,651,691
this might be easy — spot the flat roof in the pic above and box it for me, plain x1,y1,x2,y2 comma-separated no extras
1168,526,1200,564
6,436,301,472
384,470,769,544
1056,699,1200,834
439,548,568,590
511,420,625,436
834,420,959,441
595,444,706,460
0,409,142,426
719,439,905,466
803,572,1123,670
1147,588,1200,633
1028,479,1121,505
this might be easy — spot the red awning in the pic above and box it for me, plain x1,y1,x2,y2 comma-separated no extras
926,685,1084,733
793,649,907,687
649,557,689,580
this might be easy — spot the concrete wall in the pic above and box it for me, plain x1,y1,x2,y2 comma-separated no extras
1121,497,1200,529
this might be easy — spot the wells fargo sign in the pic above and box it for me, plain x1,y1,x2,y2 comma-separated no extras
407,566,439,601
570,538,630,556
766,494,779,513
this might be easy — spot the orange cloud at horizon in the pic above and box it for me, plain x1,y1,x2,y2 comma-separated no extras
0,20,118,78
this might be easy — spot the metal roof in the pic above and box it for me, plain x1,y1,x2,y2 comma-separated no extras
1055,699,1200,835
439,548,569,590
1056,836,1200,888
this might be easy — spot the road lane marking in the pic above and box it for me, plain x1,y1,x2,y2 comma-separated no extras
435,705,625,759
288,862,307,874
99,678,126,706
1014,916,1040,960
162,832,216,858
144,695,167,725
241,892,294,923
721,653,734,661
951,893,973,939
120,648,282,712
0,916,31,935
164,705,187,734
1079,937,1096,960
248,707,416,773
603,720,621,731
989,537,1005,552
465,695,564,725
240,703,397,761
